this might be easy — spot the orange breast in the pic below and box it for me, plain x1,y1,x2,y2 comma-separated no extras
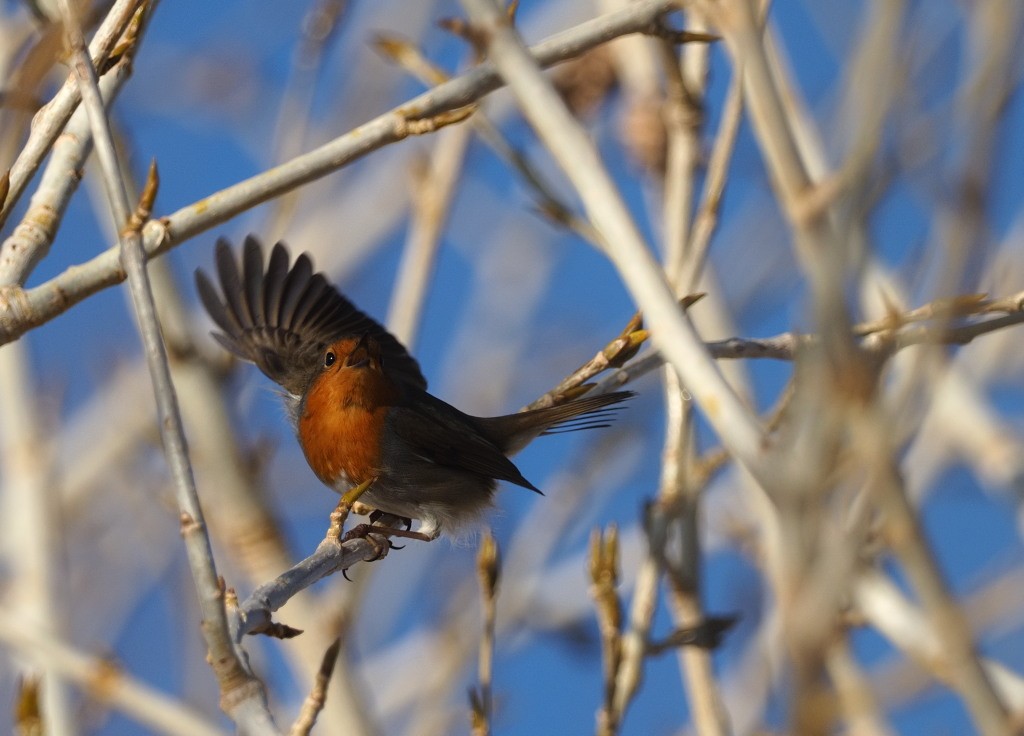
297,368,397,487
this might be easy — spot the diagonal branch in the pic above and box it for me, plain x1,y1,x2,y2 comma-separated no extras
459,0,768,477
0,0,679,347
0,0,144,231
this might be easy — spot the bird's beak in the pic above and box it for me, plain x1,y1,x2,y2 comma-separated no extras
345,333,373,369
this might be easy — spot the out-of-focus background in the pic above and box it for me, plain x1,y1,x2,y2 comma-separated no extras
1,0,1023,734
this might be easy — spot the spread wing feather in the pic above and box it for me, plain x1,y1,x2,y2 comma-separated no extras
196,236,427,396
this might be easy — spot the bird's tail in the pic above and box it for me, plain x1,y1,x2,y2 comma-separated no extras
474,391,635,455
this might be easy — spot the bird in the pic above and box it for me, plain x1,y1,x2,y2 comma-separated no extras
195,236,634,541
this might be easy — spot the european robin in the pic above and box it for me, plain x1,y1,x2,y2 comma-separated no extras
196,237,633,540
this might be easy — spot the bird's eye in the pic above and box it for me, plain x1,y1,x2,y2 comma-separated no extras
324,351,336,368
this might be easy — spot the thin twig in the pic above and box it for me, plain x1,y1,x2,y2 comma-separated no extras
387,123,471,348
56,2,276,731
524,308,651,411
590,526,624,736
470,534,500,736
288,639,342,736
589,291,1024,394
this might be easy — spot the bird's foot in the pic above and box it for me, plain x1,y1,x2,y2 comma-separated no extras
341,524,392,557
339,513,435,579
342,519,433,548
369,510,413,531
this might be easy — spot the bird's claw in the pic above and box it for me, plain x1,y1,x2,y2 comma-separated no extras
342,523,391,561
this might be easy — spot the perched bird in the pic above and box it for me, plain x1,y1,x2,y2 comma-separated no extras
196,237,633,540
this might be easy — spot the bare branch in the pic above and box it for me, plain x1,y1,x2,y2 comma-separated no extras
56,1,276,730
235,531,394,639
0,0,679,347
461,0,769,478
0,0,144,231
0,608,225,736
288,639,342,736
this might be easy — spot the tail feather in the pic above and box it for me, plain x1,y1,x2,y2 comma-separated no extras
542,420,616,434
475,391,635,455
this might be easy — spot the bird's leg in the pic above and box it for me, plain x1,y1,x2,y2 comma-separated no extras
327,477,376,543
368,509,413,531
341,477,374,507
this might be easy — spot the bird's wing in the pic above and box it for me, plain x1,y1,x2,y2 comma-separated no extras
195,236,427,396
387,391,541,493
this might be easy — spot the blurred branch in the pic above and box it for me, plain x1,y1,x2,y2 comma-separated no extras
709,0,865,409
0,341,72,733
288,639,341,736
855,571,1024,713
57,1,276,731
851,411,1011,735
680,69,743,293
0,56,132,287
0,0,680,346
590,526,624,736
658,8,736,731
647,380,732,736
460,0,768,479
387,123,471,348
265,0,350,240
594,289,1024,389
610,505,663,732
0,608,224,736
374,32,599,244
870,564,1024,711
660,11,706,283
470,534,500,736
924,0,1021,302
0,0,143,232
825,640,895,736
